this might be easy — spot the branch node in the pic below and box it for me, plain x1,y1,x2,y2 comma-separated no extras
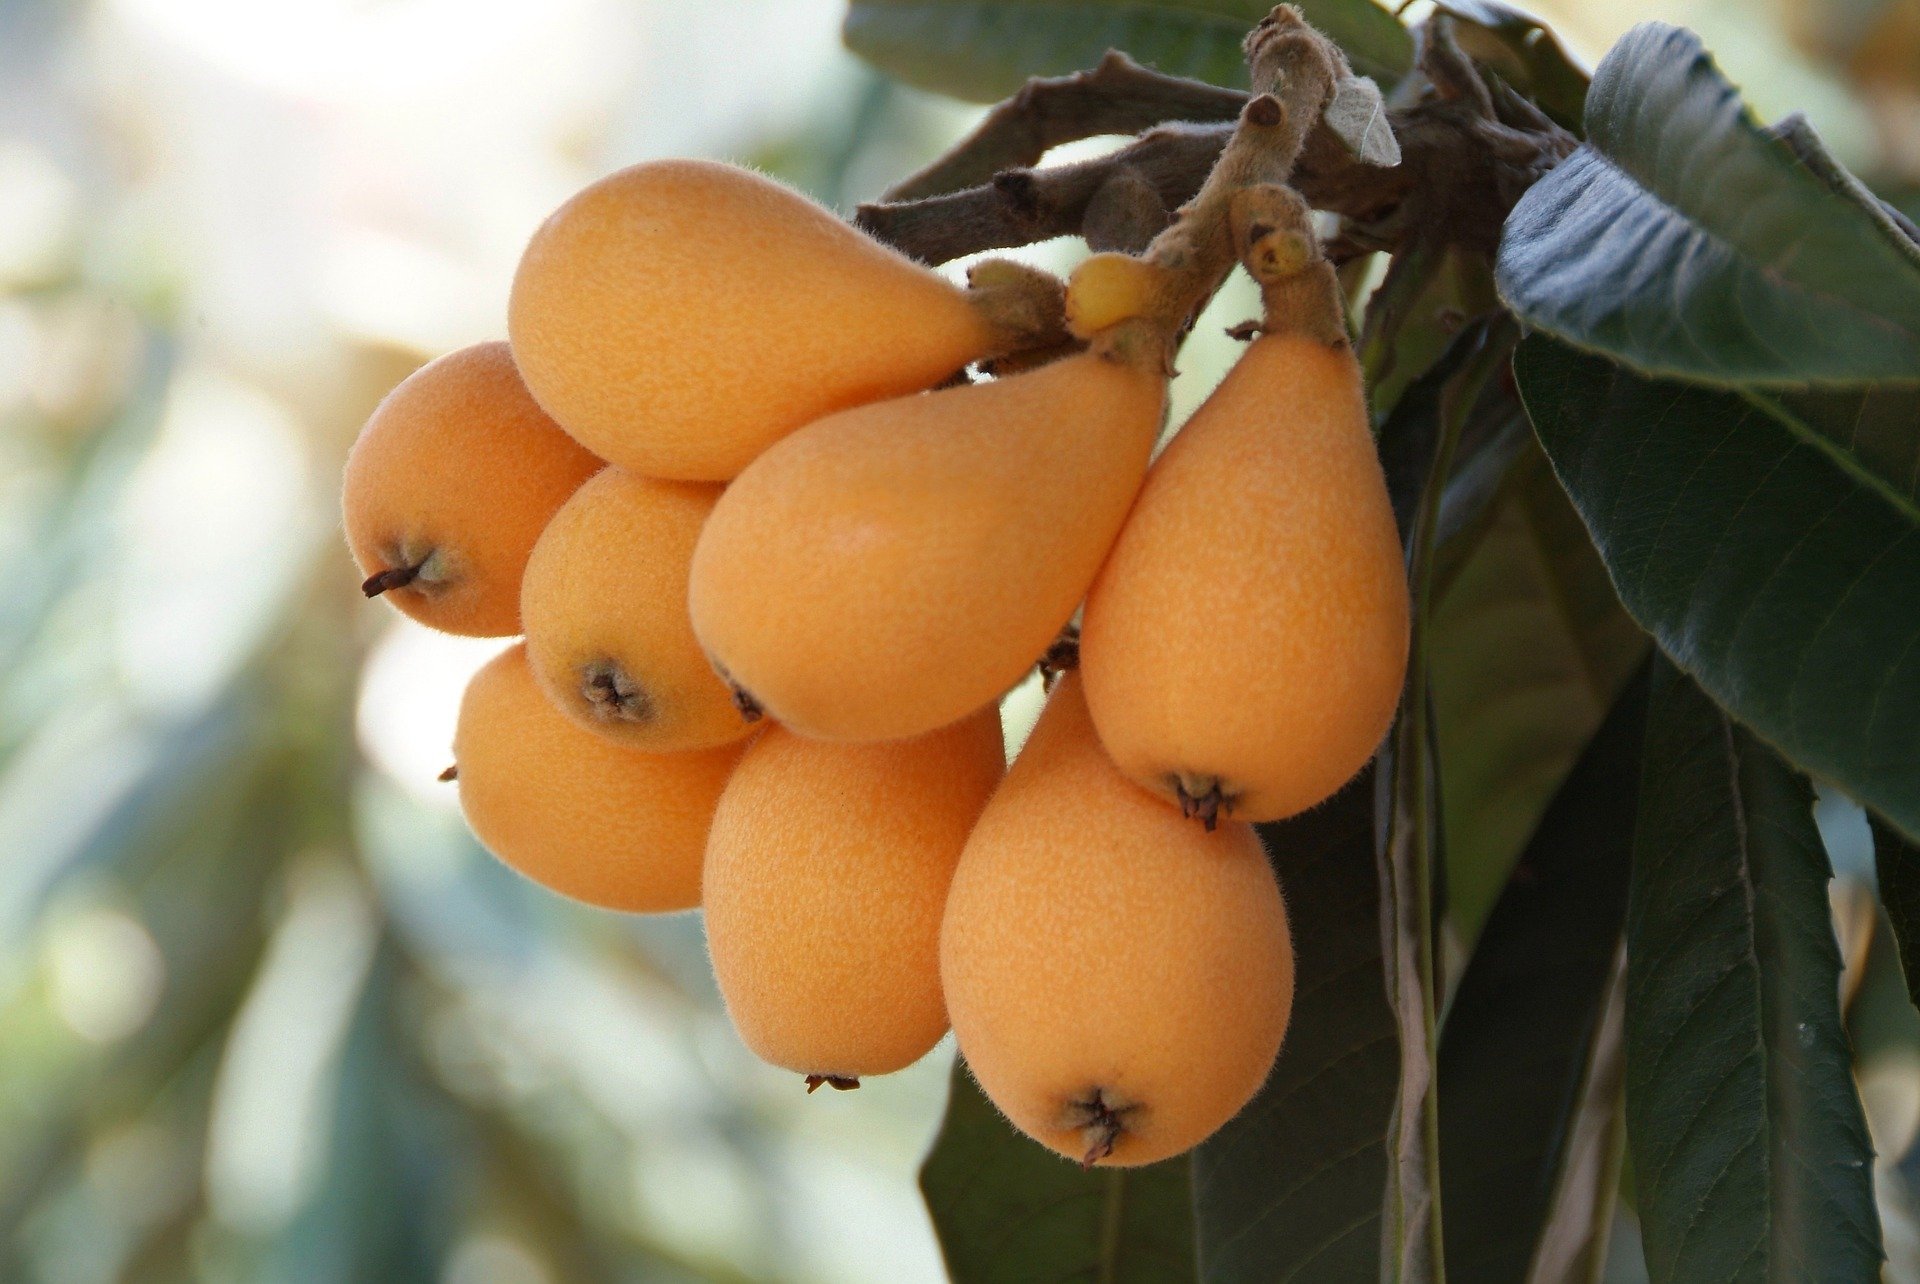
991,169,1042,219
1245,93,1285,128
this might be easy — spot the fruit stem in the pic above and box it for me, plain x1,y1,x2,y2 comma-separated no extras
803,1074,860,1093
964,258,1078,364
1231,183,1350,347
438,764,458,783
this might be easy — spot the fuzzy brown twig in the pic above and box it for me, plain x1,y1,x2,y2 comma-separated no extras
1057,5,1349,373
882,51,1249,203
1138,12,1343,287
861,121,1234,261
1333,17,1576,257
856,15,1575,268
1230,183,1350,346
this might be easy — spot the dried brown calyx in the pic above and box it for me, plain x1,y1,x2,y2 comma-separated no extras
1066,1088,1139,1167
578,660,655,725
1172,774,1237,832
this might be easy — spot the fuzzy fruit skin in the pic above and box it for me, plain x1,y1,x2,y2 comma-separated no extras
343,342,602,637
452,644,746,911
521,469,750,752
689,353,1166,742
703,709,1004,1079
508,159,995,481
940,675,1293,1167
1081,333,1409,822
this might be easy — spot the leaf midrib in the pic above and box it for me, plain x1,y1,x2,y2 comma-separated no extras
1738,388,1920,528
1721,711,1774,1282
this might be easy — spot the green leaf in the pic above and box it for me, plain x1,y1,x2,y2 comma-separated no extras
1376,313,1520,547
1623,658,1881,1283
842,0,1413,103
1872,812,1920,1014
1514,337,1920,844
1434,0,1589,129
1192,769,1396,1283
1430,443,1647,947
1377,318,1639,956
1361,247,1503,426
921,1059,1197,1282
1376,323,1517,1284
1437,664,1646,1284
1768,383,1920,507
1496,22,1920,385
1767,112,1920,254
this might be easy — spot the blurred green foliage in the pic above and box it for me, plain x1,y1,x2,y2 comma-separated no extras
0,1,973,1280
3,0,1920,1281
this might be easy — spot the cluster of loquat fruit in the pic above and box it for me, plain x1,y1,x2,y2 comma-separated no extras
342,155,1408,1167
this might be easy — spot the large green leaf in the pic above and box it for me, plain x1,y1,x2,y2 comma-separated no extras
842,0,1413,102
1873,812,1920,1014
1514,337,1920,843
1623,659,1881,1283
1437,664,1646,1283
1192,769,1396,1283
1430,443,1646,947
921,1060,1197,1282
1496,22,1920,385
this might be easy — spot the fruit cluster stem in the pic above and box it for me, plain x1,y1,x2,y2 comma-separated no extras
1230,183,1349,345
856,16,1576,270
1086,6,1346,372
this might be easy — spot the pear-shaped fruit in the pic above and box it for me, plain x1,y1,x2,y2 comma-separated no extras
451,644,746,912
343,342,601,637
703,709,1004,1084
508,159,996,481
521,469,752,752
689,352,1166,742
1081,332,1408,824
940,674,1293,1167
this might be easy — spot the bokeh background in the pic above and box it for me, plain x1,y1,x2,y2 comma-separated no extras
1,0,1916,1280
